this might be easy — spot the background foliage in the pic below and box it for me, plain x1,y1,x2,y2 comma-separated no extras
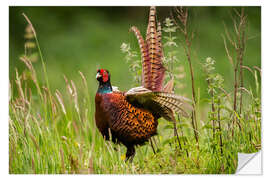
10,7,261,97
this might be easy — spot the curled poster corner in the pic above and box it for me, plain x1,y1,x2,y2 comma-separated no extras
236,151,262,174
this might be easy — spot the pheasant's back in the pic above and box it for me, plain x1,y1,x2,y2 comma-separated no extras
95,92,158,146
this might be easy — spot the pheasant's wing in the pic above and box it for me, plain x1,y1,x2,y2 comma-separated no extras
125,87,193,119
160,78,175,121
130,6,166,92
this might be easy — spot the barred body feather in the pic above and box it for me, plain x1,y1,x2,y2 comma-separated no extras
95,92,158,146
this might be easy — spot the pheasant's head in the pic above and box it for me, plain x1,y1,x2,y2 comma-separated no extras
96,69,110,83
96,69,112,94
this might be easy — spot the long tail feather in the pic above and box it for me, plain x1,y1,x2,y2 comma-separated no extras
131,7,166,91
157,22,164,60
130,26,151,87
146,6,166,91
153,22,166,91
163,77,174,93
147,6,158,90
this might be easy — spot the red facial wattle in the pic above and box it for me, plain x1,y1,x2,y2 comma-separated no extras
97,69,109,83
102,71,109,82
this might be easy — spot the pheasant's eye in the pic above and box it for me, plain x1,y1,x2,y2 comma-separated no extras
96,70,102,80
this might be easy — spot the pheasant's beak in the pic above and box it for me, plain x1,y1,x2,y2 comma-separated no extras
96,72,102,79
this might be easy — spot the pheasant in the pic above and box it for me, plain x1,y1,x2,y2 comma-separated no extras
95,6,192,162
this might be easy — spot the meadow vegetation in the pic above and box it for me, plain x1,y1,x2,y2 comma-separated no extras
9,7,261,174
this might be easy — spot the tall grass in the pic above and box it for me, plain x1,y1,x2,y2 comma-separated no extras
9,8,261,174
174,7,200,146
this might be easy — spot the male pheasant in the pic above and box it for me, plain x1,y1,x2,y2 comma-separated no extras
95,6,192,162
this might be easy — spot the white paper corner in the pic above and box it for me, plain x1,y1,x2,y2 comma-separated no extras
236,151,262,175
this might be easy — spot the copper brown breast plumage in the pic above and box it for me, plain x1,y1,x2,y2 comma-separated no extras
95,92,158,147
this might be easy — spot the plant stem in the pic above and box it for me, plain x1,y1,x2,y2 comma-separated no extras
232,65,238,137
217,98,223,155
206,79,216,138
174,7,199,146
178,115,189,157
238,8,246,115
